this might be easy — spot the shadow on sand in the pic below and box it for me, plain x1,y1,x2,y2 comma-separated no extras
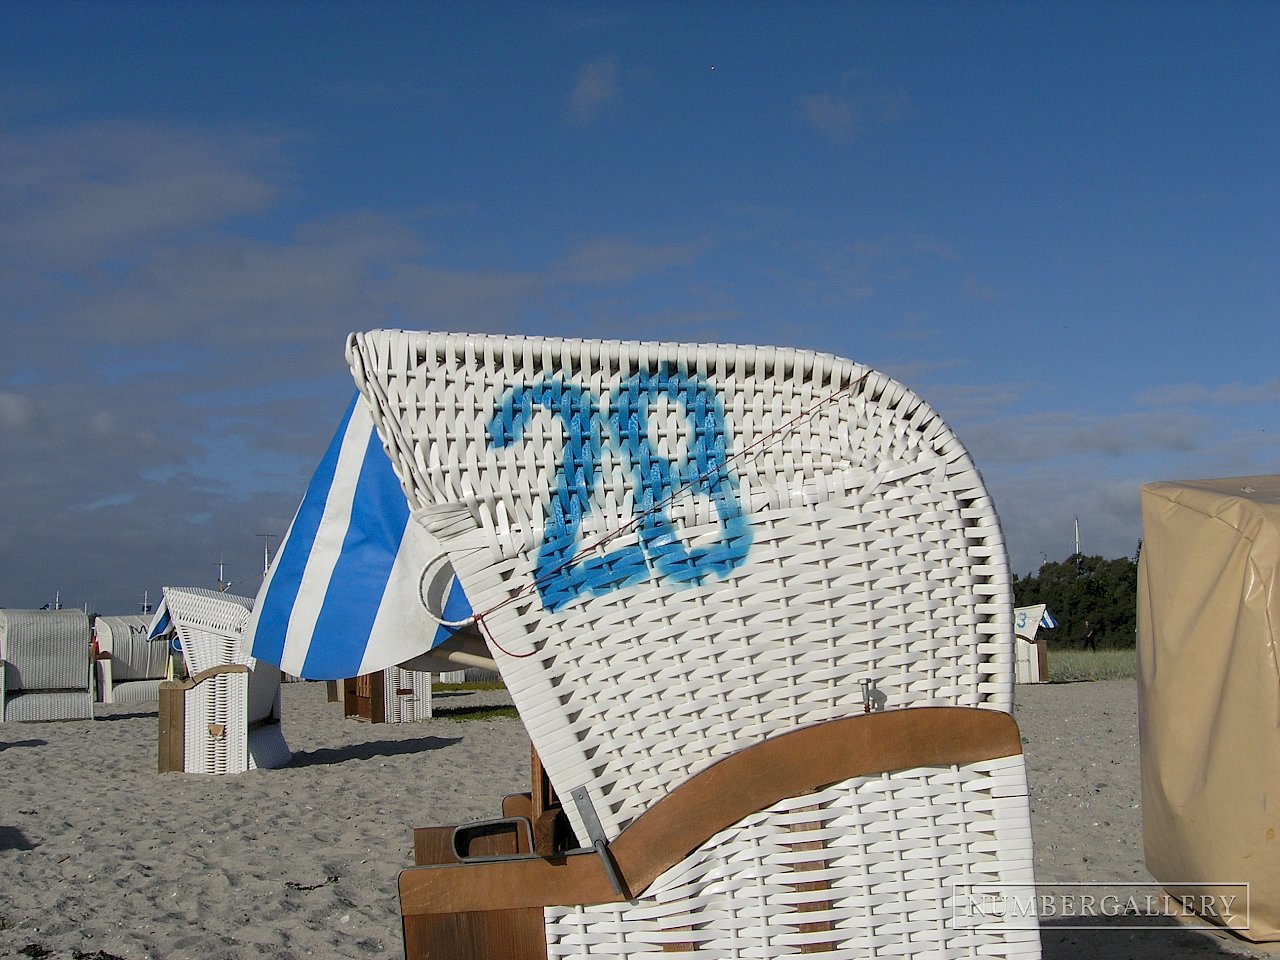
1041,915,1266,958
0,739,46,751
0,825,36,852
90,711,156,722
287,735,463,767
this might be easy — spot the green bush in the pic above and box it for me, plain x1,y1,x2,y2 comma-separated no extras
1015,551,1139,649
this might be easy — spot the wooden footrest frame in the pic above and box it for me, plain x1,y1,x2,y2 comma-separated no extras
400,706,1023,960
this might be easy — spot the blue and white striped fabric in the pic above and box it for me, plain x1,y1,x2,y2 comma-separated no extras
147,600,186,655
147,602,172,641
1040,609,1058,629
246,393,472,680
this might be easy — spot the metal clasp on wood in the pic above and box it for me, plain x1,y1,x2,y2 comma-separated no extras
569,785,628,899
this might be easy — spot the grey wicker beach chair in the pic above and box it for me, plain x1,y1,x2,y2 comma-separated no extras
94,614,169,704
0,608,94,721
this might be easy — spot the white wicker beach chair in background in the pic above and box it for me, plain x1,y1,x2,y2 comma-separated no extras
156,588,291,774
0,609,94,722
339,665,433,723
349,331,1040,960
1012,605,1050,685
385,665,432,722
94,614,169,704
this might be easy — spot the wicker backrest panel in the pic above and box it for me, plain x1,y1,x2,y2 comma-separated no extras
0,609,91,691
96,614,166,681
348,331,1013,840
161,588,254,677
545,754,1038,959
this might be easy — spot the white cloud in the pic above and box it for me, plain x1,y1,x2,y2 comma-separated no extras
789,232,960,308
802,93,855,143
802,74,910,144
963,275,999,301
0,392,34,431
964,409,1211,466
1136,380,1280,407
567,57,621,124
0,119,287,270
89,411,115,439
554,236,706,286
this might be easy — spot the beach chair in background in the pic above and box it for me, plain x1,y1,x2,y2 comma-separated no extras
348,331,1042,960
94,613,168,704
341,665,433,723
153,588,291,774
1012,604,1053,684
0,608,94,722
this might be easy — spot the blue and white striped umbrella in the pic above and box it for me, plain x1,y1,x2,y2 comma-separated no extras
246,393,472,679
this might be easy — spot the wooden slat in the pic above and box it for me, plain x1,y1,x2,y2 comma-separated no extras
403,908,546,960
502,793,534,821
157,681,186,774
414,826,459,867
786,806,836,955
400,706,1021,915
343,672,387,723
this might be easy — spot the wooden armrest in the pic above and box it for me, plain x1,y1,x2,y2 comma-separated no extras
400,706,1021,915
401,850,613,914
164,664,251,689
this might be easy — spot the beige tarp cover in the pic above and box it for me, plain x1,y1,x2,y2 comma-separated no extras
1139,475,1280,941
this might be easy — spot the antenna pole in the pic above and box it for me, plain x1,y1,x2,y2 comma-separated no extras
258,533,277,577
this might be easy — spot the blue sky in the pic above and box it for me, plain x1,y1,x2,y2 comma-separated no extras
2,1,1277,613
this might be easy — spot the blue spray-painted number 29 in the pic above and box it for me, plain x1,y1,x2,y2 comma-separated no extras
488,368,752,612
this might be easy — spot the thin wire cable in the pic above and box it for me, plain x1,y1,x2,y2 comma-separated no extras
471,372,871,657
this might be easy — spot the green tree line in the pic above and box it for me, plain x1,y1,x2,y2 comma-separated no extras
1013,552,1138,648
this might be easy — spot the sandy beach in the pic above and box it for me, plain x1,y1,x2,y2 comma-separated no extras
0,679,1268,960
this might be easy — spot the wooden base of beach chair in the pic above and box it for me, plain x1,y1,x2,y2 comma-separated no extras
157,681,186,773
343,669,431,723
157,666,289,774
399,707,1024,960
344,672,386,722
157,668,246,772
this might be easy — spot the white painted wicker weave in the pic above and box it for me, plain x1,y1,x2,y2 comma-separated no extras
385,665,432,722
162,588,291,774
95,614,167,704
0,609,94,721
349,331,1038,959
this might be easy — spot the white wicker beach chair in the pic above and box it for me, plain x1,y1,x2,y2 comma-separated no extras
94,614,169,704
386,665,432,722
156,588,291,774
340,665,433,723
0,609,94,722
1012,605,1048,685
348,331,1040,960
